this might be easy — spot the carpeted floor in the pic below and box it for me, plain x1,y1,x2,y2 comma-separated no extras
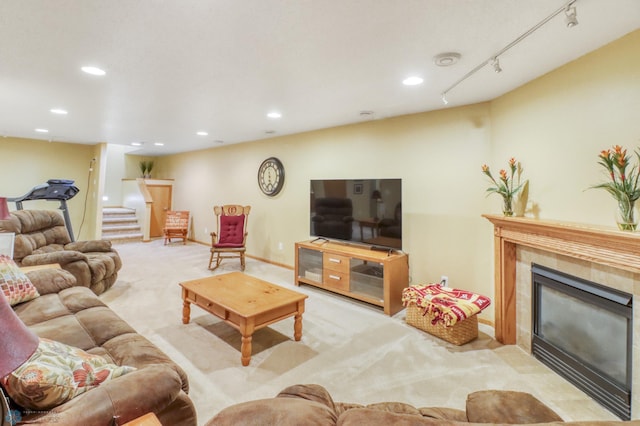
102,239,616,425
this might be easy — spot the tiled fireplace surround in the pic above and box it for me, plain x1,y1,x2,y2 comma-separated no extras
484,215,640,418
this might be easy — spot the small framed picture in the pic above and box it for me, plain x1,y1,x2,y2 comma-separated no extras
353,183,363,195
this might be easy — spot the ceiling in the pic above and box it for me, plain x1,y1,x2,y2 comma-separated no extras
1,1,638,156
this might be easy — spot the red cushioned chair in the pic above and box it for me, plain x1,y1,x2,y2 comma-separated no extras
208,205,251,271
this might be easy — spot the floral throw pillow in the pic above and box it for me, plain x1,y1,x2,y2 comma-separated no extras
0,254,39,306
1,338,136,410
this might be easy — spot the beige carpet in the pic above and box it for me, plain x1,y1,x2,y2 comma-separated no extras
102,239,616,425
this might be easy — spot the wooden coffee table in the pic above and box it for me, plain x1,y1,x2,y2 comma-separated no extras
179,271,308,366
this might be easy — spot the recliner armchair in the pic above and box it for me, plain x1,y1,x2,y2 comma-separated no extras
312,197,354,240
0,210,122,295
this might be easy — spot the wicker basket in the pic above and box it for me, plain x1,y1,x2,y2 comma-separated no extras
405,303,478,345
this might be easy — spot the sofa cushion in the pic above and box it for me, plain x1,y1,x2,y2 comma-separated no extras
206,397,337,426
1,338,135,410
466,390,563,424
337,407,441,425
0,254,39,306
10,210,71,261
419,407,468,421
25,268,77,295
277,383,337,411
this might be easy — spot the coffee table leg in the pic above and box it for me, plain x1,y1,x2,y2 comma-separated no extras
294,314,303,341
294,301,305,341
182,300,191,324
240,319,255,366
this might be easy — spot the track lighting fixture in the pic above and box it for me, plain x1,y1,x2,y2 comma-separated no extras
439,0,578,104
565,5,578,28
491,58,502,73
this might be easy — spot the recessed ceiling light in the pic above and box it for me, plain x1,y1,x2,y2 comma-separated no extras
402,76,423,86
267,112,282,119
81,66,106,76
131,142,142,146
196,131,208,136
433,52,461,67
50,108,68,115
154,142,164,146
35,128,49,133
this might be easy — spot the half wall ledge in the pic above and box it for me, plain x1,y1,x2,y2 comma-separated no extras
482,214,640,344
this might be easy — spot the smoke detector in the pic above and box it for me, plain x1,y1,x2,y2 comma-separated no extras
433,52,461,67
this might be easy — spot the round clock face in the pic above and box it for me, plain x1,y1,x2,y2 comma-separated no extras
258,157,285,196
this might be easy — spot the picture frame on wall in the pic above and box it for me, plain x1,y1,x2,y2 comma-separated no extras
0,233,15,258
353,183,363,195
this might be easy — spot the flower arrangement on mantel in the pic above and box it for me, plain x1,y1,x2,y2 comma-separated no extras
481,158,525,217
590,145,640,231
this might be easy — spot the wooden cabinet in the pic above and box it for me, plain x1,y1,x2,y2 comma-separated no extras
295,240,409,315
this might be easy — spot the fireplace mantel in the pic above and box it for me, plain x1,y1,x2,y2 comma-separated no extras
483,214,640,344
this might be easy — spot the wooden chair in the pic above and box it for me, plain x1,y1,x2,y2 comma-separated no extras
209,205,250,271
163,210,190,245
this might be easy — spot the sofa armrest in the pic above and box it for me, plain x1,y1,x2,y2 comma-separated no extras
21,251,88,267
64,240,113,253
24,365,183,426
25,267,77,295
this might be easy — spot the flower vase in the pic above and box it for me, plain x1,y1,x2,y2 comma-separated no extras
615,200,637,231
502,196,514,217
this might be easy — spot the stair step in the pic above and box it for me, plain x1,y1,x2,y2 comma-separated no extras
103,207,136,215
102,224,141,232
103,233,143,242
102,217,138,225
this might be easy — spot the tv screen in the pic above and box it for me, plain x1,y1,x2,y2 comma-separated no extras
310,179,402,250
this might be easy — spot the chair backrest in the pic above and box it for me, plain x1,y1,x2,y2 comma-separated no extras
164,210,190,229
314,198,353,221
214,205,250,246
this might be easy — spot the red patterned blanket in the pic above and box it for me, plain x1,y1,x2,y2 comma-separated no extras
402,284,491,327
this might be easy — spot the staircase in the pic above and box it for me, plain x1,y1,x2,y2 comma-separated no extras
102,207,143,242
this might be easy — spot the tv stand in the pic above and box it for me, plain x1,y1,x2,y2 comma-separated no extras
295,240,409,315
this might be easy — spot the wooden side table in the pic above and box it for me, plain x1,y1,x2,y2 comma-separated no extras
122,412,161,426
357,218,380,240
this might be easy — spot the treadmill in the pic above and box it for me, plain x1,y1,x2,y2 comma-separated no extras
7,179,80,241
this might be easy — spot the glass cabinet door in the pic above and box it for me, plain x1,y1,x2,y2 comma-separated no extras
350,258,384,302
298,247,323,283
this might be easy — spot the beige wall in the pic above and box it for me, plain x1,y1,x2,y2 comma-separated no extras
0,137,102,240
490,30,640,226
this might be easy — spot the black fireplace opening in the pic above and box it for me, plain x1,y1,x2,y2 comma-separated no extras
531,263,633,420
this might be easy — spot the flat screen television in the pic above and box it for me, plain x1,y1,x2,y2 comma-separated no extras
310,178,402,250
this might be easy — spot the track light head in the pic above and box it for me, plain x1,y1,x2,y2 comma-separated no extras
441,93,449,105
491,57,502,73
565,6,578,28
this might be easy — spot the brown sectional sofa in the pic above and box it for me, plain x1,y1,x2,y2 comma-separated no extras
0,210,122,295
207,383,639,425
10,267,197,425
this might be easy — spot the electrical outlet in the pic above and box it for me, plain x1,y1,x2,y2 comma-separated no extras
278,242,284,251
204,227,208,234
440,275,448,286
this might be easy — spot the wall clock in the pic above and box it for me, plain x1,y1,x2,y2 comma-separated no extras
257,157,285,196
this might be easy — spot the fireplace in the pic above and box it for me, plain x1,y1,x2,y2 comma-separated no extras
531,263,632,420
483,214,640,418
